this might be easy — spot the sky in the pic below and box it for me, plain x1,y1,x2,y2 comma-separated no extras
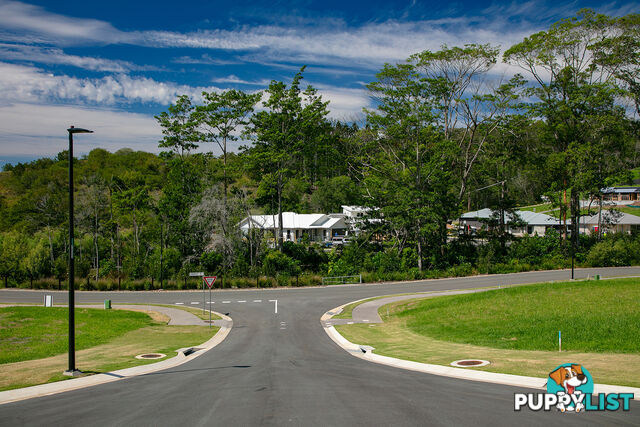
0,0,638,167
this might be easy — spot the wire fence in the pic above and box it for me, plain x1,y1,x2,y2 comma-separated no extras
321,274,362,286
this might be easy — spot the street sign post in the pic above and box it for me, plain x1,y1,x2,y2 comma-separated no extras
203,276,217,327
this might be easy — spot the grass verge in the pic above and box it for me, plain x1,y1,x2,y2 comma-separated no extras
335,278,640,387
0,307,218,391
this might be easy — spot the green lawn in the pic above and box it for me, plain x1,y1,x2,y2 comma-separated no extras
517,203,554,212
0,306,218,391
396,278,640,353
0,307,153,364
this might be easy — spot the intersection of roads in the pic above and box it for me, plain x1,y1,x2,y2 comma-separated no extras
1,267,639,426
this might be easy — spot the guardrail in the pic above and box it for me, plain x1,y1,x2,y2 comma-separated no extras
321,275,362,285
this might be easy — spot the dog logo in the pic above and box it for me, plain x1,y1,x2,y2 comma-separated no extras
547,363,594,412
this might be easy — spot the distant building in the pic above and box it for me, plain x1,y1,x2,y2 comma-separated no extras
601,187,640,204
459,208,563,237
578,211,640,235
238,212,348,243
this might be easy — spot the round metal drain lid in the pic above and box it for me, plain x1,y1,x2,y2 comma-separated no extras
450,359,490,367
135,353,166,360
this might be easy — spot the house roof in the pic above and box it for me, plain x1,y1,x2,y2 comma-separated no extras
601,187,640,194
460,209,562,226
240,212,347,230
580,212,640,225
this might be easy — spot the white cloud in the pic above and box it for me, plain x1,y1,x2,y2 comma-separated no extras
0,43,140,72
172,54,239,66
0,61,219,105
0,103,161,156
0,0,590,69
314,84,370,121
211,75,271,86
0,0,130,46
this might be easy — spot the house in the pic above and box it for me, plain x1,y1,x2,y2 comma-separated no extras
238,212,348,243
578,211,640,235
341,205,379,235
459,208,563,237
601,187,640,204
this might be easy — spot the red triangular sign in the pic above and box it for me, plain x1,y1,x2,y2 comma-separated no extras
204,276,217,289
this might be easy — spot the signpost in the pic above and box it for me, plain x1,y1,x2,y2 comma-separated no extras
190,272,205,313
204,276,217,327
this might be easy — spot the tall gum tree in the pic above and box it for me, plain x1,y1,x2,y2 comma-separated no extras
410,44,503,203
363,62,457,270
246,68,330,250
504,9,637,241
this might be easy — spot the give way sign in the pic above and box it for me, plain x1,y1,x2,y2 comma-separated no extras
203,276,217,289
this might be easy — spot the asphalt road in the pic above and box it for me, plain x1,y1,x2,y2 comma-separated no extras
1,267,639,426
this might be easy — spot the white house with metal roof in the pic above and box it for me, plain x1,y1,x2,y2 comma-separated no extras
238,212,348,243
459,208,563,236
578,211,640,235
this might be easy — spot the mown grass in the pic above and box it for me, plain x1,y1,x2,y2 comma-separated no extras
396,278,640,353
0,324,217,391
0,306,219,391
517,203,554,212
0,307,152,364
335,278,640,387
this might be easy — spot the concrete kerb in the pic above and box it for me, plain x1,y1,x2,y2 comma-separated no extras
0,309,233,405
322,297,640,400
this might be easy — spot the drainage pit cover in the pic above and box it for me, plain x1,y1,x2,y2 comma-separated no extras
450,359,490,367
135,353,166,360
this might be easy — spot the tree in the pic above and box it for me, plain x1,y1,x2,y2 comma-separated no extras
155,95,198,158
194,89,261,212
410,44,501,202
504,9,637,243
77,175,108,280
363,61,457,270
246,67,330,250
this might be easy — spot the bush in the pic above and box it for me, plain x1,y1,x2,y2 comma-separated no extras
263,251,301,277
586,236,640,267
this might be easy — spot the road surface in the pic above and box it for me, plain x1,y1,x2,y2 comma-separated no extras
1,267,639,426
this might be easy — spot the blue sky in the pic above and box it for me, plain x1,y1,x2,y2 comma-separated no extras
0,0,638,166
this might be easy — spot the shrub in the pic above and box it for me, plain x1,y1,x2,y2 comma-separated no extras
586,237,640,267
263,251,301,277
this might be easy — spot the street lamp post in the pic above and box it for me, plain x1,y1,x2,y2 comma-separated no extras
64,126,93,377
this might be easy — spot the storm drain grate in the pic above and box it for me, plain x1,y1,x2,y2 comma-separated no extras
135,353,166,360
450,359,490,367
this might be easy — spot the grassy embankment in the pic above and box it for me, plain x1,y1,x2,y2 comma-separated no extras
336,278,640,387
0,306,217,391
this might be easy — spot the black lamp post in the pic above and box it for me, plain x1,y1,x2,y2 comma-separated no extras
64,126,93,377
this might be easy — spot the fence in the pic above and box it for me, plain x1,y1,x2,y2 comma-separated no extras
321,274,362,286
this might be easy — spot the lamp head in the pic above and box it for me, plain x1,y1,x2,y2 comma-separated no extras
67,126,93,134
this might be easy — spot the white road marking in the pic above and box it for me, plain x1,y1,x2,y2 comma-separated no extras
191,302,199,305
253,300,262,302
222,301,231,304
175,303,184,305
206,301,214,304
269,299,278,314
363,320,369,322
237,300,246,303
347,322,354,325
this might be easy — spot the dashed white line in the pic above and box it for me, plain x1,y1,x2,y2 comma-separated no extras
237,300,246,303
347,322,354,325
253,300,262,302
191,302,199,305
174,303,184,305
222,301,231,304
